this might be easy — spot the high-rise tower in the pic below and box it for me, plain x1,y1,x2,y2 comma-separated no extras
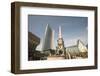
59,26,62,38
42,24,54,51
56,26,65,56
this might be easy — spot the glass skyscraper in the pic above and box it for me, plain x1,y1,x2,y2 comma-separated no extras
42,24,54,51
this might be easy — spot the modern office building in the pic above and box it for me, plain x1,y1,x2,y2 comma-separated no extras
28,32,40,51
28,32,40,60
28,32,48,60
42,24,54,51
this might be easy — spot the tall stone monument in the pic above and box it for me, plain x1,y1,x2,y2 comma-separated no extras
56,26,66,56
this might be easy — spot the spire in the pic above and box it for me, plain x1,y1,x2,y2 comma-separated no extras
47,23,49,27
59,26,62,38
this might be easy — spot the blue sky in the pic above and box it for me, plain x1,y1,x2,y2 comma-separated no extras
28,15,88,50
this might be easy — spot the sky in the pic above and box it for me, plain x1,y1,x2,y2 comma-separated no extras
28,15,88,51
